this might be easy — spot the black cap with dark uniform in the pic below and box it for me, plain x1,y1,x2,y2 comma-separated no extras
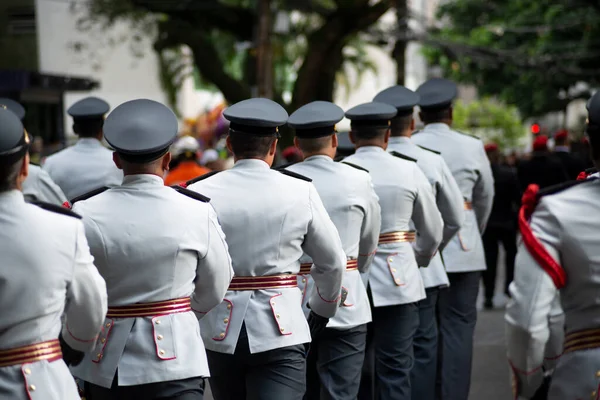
103,99,178,163
224,98,288,137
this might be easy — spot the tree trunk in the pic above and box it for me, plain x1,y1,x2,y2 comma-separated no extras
291,1,391,111
256,0,273,99
392,0,408,84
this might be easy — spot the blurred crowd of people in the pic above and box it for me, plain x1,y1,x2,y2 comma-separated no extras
479,129,591,309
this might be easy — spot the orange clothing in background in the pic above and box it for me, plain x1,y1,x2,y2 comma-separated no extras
165,161,211,186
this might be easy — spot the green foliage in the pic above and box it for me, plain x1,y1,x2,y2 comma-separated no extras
452,98,525,149
73,0,392,112
423,0,600,118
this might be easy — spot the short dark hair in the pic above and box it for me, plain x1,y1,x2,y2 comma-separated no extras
73,118,104,138
228,131,277,159
390,115,413,136
296,135,333,154
420,107,451,124
350,126,388,141
0,158,23,192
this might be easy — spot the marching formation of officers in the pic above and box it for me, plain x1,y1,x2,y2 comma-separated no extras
0,75,599,400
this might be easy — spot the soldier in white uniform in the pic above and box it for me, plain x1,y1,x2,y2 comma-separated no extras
505,91,600,400
342,102,443,400
412,78,494,400
43,97,123,200
283,101,381,400
0,98,67,205
374,85,465,400
186,98,346,400
0,107,107,399
69,99,234,400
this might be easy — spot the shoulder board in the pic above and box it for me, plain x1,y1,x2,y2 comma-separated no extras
70,186,109,205
417,144,441,155
585,167,598,175
170,185,210,202
340,161,369,173
457,130,480,140
31,201,82,219
538,178,597,198
273,161,299,170
389,151,417,163
278,169,312,182
185,171,220,187
333,155,345,162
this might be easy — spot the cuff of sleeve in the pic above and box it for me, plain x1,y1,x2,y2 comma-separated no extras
308,288,341,318
62,324,98,352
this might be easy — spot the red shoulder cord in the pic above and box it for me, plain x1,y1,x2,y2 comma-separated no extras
577,171,588,181
62,201,72,209
518,184,566,288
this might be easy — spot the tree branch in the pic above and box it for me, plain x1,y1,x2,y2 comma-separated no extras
155,20,251,104
292,0,391,108
134,0,255,40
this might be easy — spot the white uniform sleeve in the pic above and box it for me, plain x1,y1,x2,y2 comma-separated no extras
36,169,67,205
302,184,346,318
411,166,443,267
436,159,464,251
192,205,234,319
505,199,561,398
472,142,495,232
61,221,108,352
357,175,381,273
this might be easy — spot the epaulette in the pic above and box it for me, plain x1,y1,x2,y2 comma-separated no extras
585,167,598,175
273,161,299,170
70,186,109,205
389,151,417,162
183,171,220,188
278,169,312,182
457,130,480,140
31,201,82,219
417,145,441,155
170,185,210,202
340,161,369,173
537,177,597,198
333,155,345,162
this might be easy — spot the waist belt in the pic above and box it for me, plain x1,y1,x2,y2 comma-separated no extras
464,201,473,210
564,328,600,354
229,275,298,291
106,297,191,318
379,231,416,244
299,259,359,275
0,339,62,368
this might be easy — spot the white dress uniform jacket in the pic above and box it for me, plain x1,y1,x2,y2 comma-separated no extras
188,159,346,354
42,138,123,200
343,146,443,307
287,155,381,329
70,174,233,388
0,190,107,400
387,136,464,288
22,164,67,205
413,123,494,273
506,179,600,400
